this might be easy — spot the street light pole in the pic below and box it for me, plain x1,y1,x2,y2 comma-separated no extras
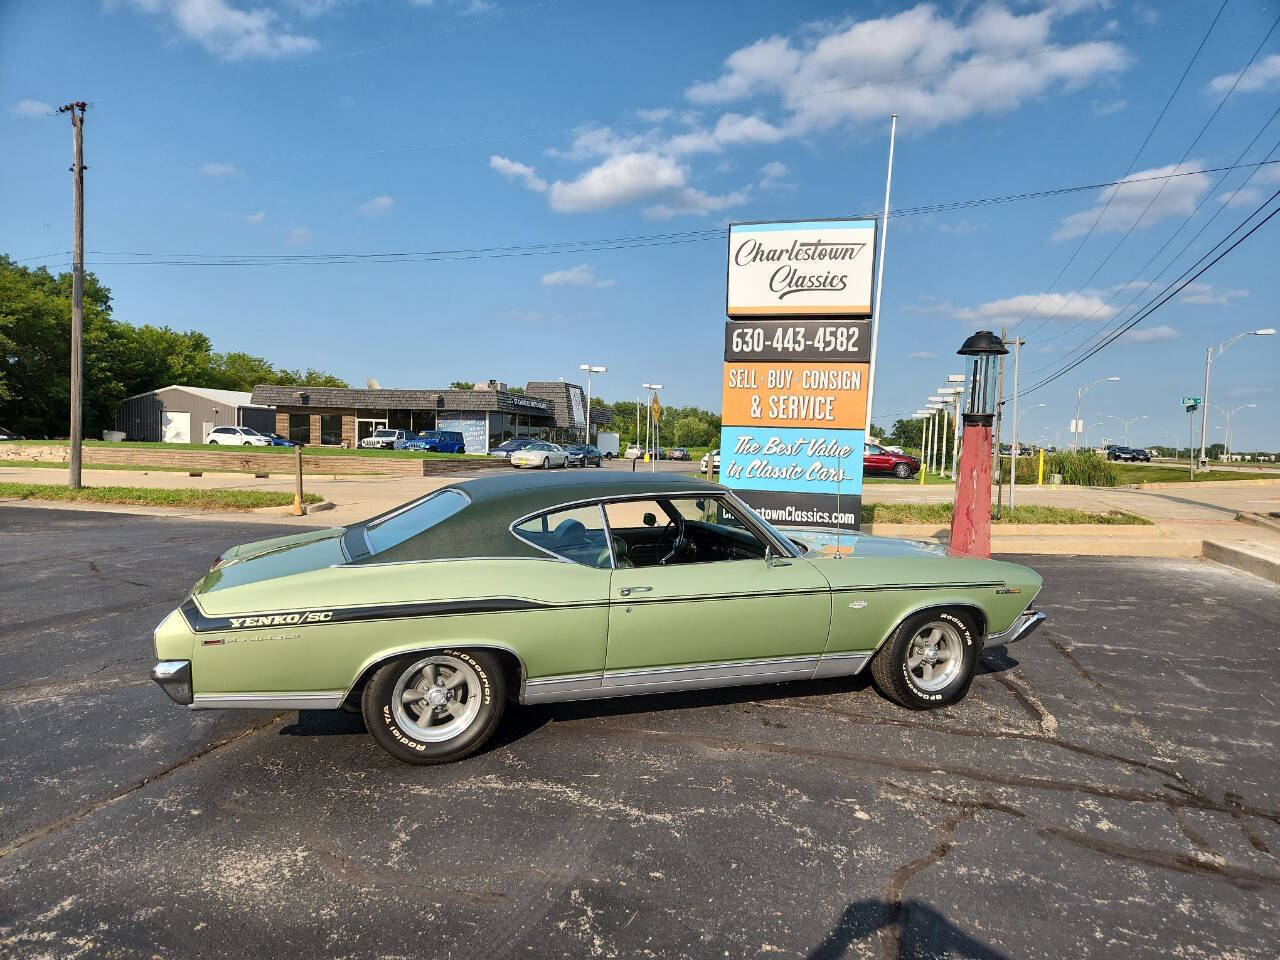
578,364,606,444
642,383,662,472
1073,377,1120,451
1199,329,1275,469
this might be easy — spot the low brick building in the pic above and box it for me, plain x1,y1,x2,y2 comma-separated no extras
250,380,612,453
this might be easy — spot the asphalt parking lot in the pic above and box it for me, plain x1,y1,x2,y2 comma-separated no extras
1,506,1277,959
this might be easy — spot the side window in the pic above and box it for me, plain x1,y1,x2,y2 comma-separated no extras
604,497,770,568
512,504,611,568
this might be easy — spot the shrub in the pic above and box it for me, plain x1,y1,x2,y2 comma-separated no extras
1003,450,1118,486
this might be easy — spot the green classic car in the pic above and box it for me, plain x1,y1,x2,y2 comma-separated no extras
151,472,1044,764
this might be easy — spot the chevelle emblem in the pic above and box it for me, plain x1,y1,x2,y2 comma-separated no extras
227,611,334,629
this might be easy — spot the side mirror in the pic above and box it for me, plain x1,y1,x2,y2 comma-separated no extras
764,545,791,568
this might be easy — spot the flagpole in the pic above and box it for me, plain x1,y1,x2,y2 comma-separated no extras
862,113,896,440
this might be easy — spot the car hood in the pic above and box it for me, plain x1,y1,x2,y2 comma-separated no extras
192,527,347,595
782,529,947,559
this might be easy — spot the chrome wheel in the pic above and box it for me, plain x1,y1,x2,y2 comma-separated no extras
906,620,964,692
391,654,483,743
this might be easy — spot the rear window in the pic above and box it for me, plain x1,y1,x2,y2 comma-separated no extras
364,490,470,554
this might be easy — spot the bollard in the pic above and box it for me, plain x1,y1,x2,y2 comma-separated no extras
292,445,305,516
1037,448,1045,486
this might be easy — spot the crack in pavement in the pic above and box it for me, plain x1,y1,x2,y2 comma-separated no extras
0,670,149,706
0,712,287,860
547,721,1280,826
879,803,982,960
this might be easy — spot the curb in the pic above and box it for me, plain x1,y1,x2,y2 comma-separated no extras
1236,511,1280,534
1202,539,1280,586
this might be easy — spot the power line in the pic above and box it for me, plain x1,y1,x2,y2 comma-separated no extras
14,158,1280,269
1020,187,1280,398
1005,0,1229,335
1018,9,1280,341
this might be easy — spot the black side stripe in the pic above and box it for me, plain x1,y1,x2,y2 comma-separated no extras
180,581,1006,633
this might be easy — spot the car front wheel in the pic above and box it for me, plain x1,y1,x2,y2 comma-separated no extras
869,609,979,710
892,463,912,479
362,650,506,764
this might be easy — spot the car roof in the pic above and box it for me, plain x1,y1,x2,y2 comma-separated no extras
352,470,723,563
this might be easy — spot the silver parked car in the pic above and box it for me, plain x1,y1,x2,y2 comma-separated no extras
509,441,568,469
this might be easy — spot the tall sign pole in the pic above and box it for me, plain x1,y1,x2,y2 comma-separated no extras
60,101,88,490
863,114,896,431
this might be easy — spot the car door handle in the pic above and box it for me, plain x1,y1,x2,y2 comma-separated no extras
618,586,652,597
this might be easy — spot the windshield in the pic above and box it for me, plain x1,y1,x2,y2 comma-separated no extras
364,490,470,554
241,428,262,436
373,429,395,437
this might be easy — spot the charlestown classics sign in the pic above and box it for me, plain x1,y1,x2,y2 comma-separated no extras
727,220,877,317
720,217,879,530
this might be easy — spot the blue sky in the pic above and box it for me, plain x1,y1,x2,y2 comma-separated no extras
3,0,1279,451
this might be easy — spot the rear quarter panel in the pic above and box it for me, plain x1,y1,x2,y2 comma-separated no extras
190,558,610,697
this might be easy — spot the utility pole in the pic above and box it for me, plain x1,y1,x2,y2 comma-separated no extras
992,326,1008,519
60,101,88,489
1008,337,1024,510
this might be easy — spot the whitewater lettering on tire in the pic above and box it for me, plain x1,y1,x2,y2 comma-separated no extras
900,611,973,701
442,648,492,705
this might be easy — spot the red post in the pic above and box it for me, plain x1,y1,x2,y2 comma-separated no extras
950,420,992,557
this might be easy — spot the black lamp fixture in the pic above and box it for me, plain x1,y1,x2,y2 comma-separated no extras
957,330,1008,425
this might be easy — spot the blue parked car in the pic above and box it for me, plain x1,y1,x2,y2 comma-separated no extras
265,433,295,447
395,429,467,453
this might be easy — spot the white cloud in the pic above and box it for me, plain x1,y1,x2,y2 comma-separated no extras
1179,283,1247,306
245,211,266,223
909,350,935,359
759,160,791,190
685,4,1128,134
200,162,240,177
548,152,685,212
1220,188,1262,209
489,155,547,192
358,195,394,217
1208,53,1280,96
12,99,52,116
1119,324,1178,343
1055,162,1210,240
286,227,311,245
541,264,615,288
643,186,748,220
955,291,1117,324
636,107,674,123
1092,98,1125,115
119,0,318,60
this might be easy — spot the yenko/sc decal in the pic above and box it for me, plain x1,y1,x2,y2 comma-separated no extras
227,610,335,629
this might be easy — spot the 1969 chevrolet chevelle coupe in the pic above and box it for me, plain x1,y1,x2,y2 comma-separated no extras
151,472,1044,764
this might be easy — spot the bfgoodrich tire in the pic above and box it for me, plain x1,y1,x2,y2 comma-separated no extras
869,609,979,710
362,649,506,764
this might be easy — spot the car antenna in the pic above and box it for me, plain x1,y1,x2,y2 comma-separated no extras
834,445,844,559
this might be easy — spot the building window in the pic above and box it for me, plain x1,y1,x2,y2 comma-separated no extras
389,408,414,430
320,414,343,445
413,411,436,433
488,412,513,448
288,413,311,445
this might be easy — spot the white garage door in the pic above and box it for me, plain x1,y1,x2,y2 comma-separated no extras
162,411,191,444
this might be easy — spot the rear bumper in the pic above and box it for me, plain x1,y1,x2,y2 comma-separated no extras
151,660,194,705
987,610,1045,646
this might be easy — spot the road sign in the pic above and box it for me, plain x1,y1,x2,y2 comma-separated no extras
1180,396,1202,405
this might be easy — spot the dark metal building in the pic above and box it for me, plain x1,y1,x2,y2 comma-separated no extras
114,386,275,443
250,379,613,453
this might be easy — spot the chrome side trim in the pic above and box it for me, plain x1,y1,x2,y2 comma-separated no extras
604,655,819,687
190,692,345,710
986,609,1045,646
833,581,1005,593
520,655,820,704
522,673,604,703
812,652,872,679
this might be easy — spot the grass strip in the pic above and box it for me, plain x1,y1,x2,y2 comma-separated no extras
0,482,324,512
1111,464,1280,484
863,502,1151,525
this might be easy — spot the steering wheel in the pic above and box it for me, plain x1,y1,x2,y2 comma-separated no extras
657,513,687,566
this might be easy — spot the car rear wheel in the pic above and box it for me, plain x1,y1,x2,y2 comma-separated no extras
869,609,979,710
362,650,506,764
892,463,912,479
542,457,550,469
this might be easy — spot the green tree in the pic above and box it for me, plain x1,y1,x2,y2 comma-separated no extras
450,381,475,390
0,256,348,438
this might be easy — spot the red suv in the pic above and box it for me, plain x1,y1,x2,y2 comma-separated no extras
864,442,920,479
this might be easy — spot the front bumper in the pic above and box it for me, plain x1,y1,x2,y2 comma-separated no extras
986,610,1045,646
151,660,193,705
